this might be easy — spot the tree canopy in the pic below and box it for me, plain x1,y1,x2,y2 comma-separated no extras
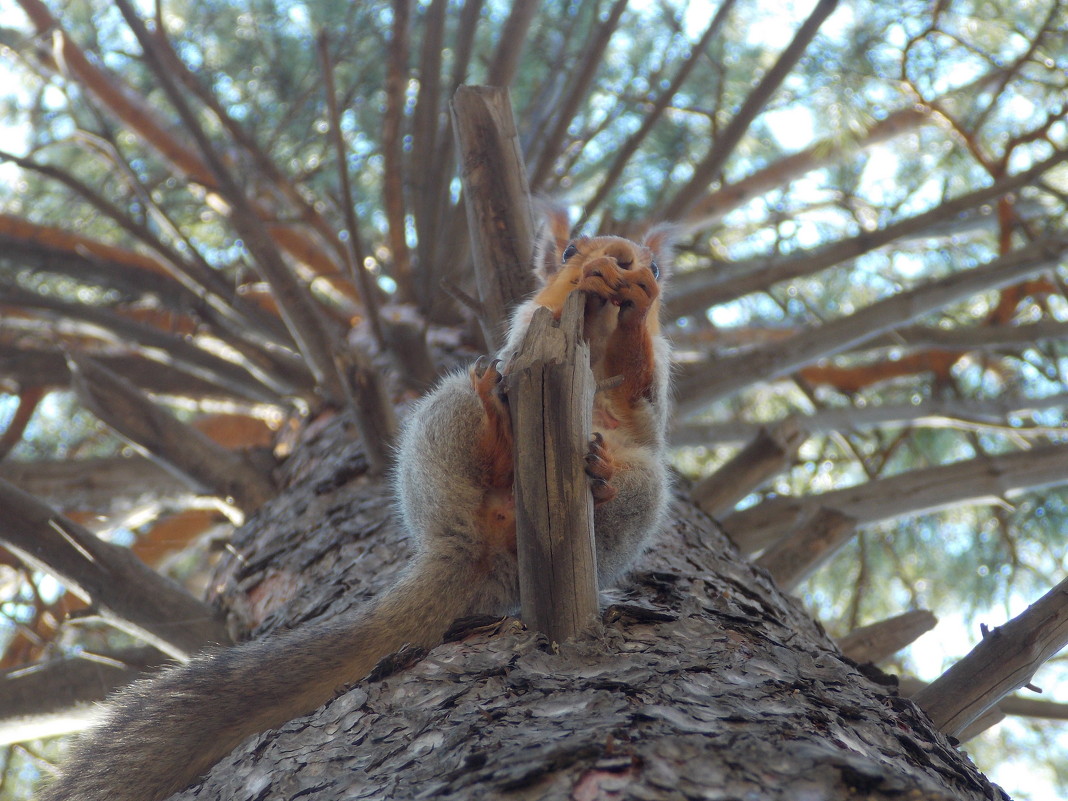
0,0,1066,798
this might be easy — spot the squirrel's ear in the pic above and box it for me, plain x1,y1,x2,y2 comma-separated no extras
532,202,572,280
642,223,681,280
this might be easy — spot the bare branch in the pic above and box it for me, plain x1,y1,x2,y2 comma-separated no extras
0,282,289,404
723,442,1068,554
659,0,839,220
670,392,1068,447
756,507,857,591
899,677,1068,723
381,0,414,302
68,353,276,516
683,67,1014,227
691,418,805,517
0,647,167,744
674,236,1068,416
911,575,1068,738
666,146,1068,319
0,455,211,516
528,0,628,190
112,0,348,404
333,348,397,476
317,31,385,350
836,610,939,664
485,0,540,88
0,478,229,659
579,0,737,226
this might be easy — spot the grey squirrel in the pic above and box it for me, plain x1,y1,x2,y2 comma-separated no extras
39,212,675,801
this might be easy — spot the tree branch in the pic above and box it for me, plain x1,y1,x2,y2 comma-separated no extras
579,0,737,226
836,610,938,664
659,0,839,220
0,478,229,659
528,0,628,190
112,0,348,404
0,647,167,743
381,0,414,302
674,236,1068,416
911,575,1068,738
690,418,805,517
669,391,1068,446
666,146,1068,319
0,282,288,404
755,506,857,591
723,441,1068,554
67,353,276,517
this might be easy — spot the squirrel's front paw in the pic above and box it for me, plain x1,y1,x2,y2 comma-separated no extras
470,356,505,401
578,256,628,301
613,263,659,325
585,432,618,506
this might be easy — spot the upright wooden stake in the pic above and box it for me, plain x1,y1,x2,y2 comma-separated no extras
506,293,599,642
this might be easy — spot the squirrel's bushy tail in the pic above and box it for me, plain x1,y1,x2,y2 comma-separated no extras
39,550,485,801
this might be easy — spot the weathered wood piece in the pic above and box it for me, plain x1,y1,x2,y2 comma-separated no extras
451,85,537,350
0,478,228,659
506,292,598,642
912,574,1068,738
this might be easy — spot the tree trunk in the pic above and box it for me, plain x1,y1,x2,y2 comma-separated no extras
181,410,1003,801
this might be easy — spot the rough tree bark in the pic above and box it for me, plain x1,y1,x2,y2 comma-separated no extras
166,409,1005,801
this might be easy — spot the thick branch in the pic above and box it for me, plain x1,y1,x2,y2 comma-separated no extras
836,610,938,664
68,354,275,516
723,442,1068,554
507,293,598,642
0,455,209,516
0,478,228,659
911,575,1068,738
451,85,538,350
755,507,857,591
674,236,1068,416
691,418,805,517
899,677,1068,723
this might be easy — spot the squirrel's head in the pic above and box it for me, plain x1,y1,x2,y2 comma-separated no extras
532,206,679,287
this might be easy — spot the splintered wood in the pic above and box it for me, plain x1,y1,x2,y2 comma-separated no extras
506,292,598,643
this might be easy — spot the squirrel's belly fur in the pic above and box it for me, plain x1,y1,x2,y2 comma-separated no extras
39,220,674,801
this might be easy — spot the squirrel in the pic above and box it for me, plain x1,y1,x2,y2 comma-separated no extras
39,212,675,801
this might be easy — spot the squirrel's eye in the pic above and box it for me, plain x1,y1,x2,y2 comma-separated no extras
562,243,578,262
650,261,660,280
